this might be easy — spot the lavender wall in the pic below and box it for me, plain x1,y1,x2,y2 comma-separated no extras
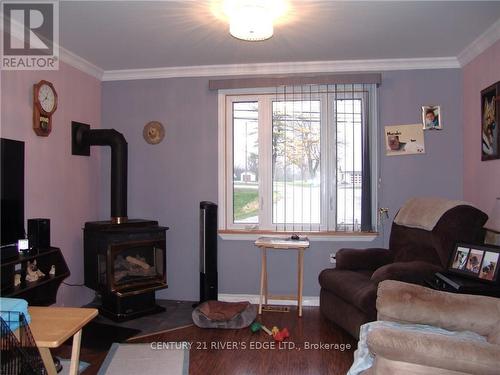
463,40,500,214
218,69,464,298
101,68,463,301
1,63,101,306
379,69,464,225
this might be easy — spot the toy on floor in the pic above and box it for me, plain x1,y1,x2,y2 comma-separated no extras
250,321,272,335
270,325,290,341
250,322,290,341
273,327,290,341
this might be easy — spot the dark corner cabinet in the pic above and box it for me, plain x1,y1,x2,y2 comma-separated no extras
1,247,70,306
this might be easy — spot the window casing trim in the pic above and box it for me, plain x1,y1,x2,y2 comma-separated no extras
217,86,379,236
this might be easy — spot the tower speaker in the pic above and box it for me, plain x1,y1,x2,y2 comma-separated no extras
28,218,50,251
199,201,217,303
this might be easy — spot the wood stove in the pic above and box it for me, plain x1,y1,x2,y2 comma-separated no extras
83,220,168,321
72,122,169,321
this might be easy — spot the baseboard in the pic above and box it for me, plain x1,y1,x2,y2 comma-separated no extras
218,293,319,307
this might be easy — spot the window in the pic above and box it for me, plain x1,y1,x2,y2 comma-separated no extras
219,84,378,235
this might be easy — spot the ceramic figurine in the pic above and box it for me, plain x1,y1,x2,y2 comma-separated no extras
25,260,45,282
14,273,21,286
49,265,56,276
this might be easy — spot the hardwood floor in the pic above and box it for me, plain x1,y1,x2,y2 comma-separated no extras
53,306,357,375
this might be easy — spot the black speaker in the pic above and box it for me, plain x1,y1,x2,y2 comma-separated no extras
200,201,218,303
28,218,50,250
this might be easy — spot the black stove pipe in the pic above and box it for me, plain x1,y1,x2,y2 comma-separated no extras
79,128,128,224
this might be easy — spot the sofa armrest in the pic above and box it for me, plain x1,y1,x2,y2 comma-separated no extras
376,280,500,342
370,261,441,284
336,248,393,271
367,327,500,375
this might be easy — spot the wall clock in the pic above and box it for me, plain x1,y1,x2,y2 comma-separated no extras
33,80,58,136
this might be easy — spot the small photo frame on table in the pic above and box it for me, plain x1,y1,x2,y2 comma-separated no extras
422,105,442,130
448,243,500,283
481,81,500,161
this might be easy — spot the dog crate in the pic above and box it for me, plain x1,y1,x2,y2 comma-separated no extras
0,311,46,375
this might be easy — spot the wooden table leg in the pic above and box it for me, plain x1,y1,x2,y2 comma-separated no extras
69,329,82,375
259,248,266,315
298,249,304,317
263,249,268,306
38,347,57,375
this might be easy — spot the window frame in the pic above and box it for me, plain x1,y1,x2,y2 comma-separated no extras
217,86,379,240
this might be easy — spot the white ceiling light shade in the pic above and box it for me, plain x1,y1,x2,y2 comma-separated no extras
229,5,273,41
223,0,287,41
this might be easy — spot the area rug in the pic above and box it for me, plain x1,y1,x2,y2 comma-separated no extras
96,343,189,375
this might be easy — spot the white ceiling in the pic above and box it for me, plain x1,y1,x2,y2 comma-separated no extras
59,1,500,71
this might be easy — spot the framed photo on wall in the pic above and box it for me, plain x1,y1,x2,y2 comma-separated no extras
422,105,442,130
481,81,500,161
448,243,500,284
385,124,425,156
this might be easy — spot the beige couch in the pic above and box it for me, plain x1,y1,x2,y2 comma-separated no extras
366,280,500,375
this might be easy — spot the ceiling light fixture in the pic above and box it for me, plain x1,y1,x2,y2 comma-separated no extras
223,0,287,41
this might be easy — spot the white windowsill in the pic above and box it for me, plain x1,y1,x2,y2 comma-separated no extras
218,230,379,242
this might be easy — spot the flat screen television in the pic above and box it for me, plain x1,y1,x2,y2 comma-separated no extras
1,138,25,247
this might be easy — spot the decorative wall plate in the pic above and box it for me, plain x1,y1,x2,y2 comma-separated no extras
143,121,165,144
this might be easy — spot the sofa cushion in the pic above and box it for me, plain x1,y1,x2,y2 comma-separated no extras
319,269,377,315
367,326,499,375
336,248,393,271
376,280,500,340
370,261,442,284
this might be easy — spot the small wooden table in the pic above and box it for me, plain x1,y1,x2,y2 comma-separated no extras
28,307,98,375
254,237,310,317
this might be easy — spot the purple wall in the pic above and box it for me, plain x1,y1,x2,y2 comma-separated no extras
463,40,500,214
379,69,464,227
1,63,101,306
102,68,463,300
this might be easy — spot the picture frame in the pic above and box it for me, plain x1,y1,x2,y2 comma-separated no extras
448,243,500,284
422,105,442,130
385,124,425,156
481,81,500,161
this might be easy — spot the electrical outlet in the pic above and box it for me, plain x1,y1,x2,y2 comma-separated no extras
329,253,336,265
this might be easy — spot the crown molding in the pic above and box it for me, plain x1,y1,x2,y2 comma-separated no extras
102,57,460,81
458,18,500,67
59,47,104,81
101,57,460,81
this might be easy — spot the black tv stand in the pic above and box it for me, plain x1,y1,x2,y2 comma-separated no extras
0,247,70,305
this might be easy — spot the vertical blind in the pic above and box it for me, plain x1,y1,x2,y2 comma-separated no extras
271,84,372,232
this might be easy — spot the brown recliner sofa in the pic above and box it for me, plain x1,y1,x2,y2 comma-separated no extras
318,198,488,339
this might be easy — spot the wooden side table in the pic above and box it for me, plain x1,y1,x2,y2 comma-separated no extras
28,306,98,375
254,237,310,317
